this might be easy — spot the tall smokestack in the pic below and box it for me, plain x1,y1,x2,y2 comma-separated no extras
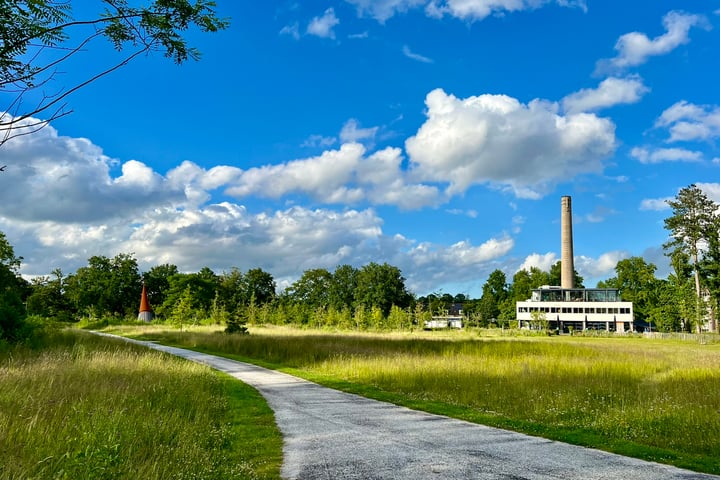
561,196,574,289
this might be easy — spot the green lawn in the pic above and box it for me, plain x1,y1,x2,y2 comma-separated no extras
0,329,282,480
113,324,720,476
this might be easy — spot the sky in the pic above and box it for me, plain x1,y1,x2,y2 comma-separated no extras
1,0,719,298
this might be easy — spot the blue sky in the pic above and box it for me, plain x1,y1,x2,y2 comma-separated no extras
1,0,719,297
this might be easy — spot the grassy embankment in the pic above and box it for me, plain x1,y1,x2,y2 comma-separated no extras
110,324,720,475
0,329,282,480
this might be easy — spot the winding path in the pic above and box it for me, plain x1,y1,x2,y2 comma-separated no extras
102,334,718,480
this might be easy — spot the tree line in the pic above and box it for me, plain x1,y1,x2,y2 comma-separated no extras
1,184,718,341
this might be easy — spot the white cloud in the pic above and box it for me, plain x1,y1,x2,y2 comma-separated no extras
220,142,440,209
279,22,300,39
561,76,649,114
0,117,514,297
345,0,426,22
517,252,557,274
630,146,702,164
598,11,706,72
697,182,720,205
344,0,584,22
575,251,629,282
402,45,433,63
0,120,184,223
405,88,616,199
584,206,615,223
301,134,337,148
404,236,514,293
426,0,586,21
655,100,720,143
639,197,672,211
339,118,379,144
225,143,365,203
446,208,478,218
348,31,369,39
307,8,340,39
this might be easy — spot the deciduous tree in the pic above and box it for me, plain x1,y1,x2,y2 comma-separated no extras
1,0,228,146
354,262,411,316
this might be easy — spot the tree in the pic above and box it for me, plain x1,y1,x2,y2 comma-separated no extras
354,262,412,317
668,251,700,332
0,231,29,340
699,216,720,332
664,184,719,332
548,261,584,288
328,264,358,312
602,256,658,323
244,268,275,305
646,280,682,332
160,268,218,318
285,268,332,309
478,270,508,324
218,268,246,315
142,263,178,310
26,268,71,321
64,253,141,317
1,1,228,146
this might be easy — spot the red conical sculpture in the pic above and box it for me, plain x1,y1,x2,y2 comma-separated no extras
138,283,154,322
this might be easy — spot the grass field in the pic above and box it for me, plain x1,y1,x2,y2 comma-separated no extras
110,324,720,475
0,330,282,480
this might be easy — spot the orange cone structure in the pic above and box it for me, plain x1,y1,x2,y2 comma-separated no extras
138,283,154,322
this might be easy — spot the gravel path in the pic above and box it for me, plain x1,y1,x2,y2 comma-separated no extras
104,334,718,480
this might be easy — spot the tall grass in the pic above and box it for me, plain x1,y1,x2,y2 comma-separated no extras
0,330,281,480
115,325,720,474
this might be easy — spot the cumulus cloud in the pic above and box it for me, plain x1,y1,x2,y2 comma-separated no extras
344,0,584,22
575,251,629,282
307,8,340,39
402,45,433,63
220,142,440,209
0,120,183,223
561,77,649,114
630,146,702,164
404,235,514,293
0,116,515,297
517,252,557,274
405,88,616,199
655,100,720,143
597,11,706,72
225,143,365,203
425,0,586,21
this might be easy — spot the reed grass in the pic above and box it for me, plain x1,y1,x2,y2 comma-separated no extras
111,324,720,474
0,330,281,480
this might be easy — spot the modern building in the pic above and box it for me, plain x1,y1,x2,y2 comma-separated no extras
516,285,634,332
424,303,464,329
515,196,634,332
